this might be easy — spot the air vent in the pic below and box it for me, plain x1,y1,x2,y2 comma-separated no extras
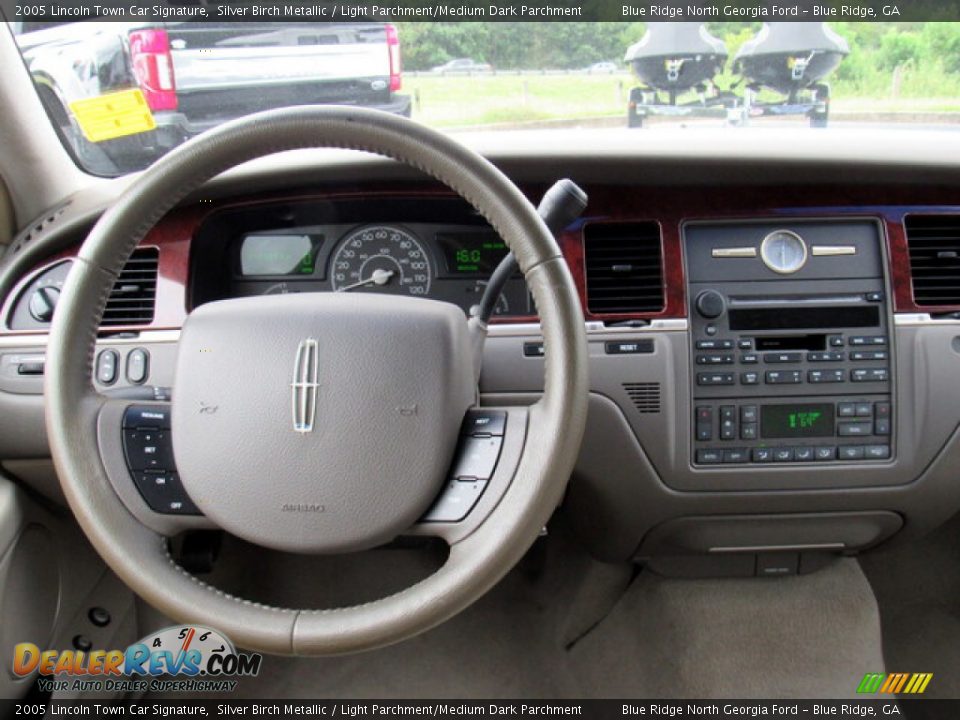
584,222,665,314
905,215,960,307
623,382,661,414
102,248,159,326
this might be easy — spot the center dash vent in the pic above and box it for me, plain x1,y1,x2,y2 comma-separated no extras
905,215,960,307
623,382,661,414
102,248,159,326
584,222,664,314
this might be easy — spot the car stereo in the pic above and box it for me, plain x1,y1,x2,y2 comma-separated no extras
684,220,892,466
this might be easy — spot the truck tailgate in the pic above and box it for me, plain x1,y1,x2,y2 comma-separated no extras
167,23,390,93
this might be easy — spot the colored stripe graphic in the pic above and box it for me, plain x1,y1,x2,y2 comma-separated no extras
858,672,933,694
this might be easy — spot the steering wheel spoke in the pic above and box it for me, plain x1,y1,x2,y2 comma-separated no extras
95,396,215,537
408,406,528,544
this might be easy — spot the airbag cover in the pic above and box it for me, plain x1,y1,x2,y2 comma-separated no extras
172,293,474,553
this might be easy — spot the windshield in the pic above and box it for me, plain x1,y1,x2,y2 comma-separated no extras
7,14,960,176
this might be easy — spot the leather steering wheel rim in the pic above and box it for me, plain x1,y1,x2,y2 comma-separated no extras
44,106,588,655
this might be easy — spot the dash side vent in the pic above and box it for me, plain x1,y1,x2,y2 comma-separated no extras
102,248,159,326
905,215,960,307
584,222,665,314
623,382,661,414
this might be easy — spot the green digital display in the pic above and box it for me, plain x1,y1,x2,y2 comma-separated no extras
436,231,509,276
761,403,835,439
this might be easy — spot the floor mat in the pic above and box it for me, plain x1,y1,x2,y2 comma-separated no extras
567,558,884,699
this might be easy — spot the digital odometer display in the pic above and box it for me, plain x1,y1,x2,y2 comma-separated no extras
436,231,508,275
240,234,318,276
761,404,835,439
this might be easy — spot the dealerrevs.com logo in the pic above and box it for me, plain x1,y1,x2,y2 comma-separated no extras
13,626,262,694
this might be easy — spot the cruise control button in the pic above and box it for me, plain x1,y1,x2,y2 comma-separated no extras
421,479,487,523
123,429,175,471
123,405,172,429
132,472,199,515
839,446,865,460
450,436,502,480
838,421,873,437
96,350,119,385
462,410,506,436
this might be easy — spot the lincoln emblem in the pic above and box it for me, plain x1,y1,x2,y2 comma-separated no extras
291,338,320,433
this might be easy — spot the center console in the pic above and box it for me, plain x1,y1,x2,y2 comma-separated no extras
685,220,893,468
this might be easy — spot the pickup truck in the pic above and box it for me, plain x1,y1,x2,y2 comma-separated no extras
12,21,411,175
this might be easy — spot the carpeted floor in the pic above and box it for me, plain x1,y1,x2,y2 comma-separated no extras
147,522,887,699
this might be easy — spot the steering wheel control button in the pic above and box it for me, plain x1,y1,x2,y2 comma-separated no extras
126,348,150,384
463,409,507,437
123,405,172,429
96,349,119,385
123,429,175,470
133,472,200,515
421,479,487,523
451,436,503,480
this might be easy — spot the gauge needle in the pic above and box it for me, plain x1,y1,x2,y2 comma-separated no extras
336,269,395,292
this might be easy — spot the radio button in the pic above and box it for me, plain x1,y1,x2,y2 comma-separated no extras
696,354,734,365
764,352,802,364
829,336,845,347
795,447,815,462
838,421,873,437
697,449,723,464
807,351,844,362
808,369,845,383
738,339,753,350
866,292,884,302
741,372,760,385
752,447,774,463
696,339,733,350
865,445,891,460
815,446,837,461
723,448,750,464
838,403,857,417
697,372,735,386
741,353,759,364
839,446,865,460
765,370,802,385
851,368,889,382
773,448,795,462
850,336,887,346
850,350,889,361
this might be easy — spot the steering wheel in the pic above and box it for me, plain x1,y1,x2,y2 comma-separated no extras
44,107,588,655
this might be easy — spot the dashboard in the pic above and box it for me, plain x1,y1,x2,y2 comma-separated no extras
2,135,960,576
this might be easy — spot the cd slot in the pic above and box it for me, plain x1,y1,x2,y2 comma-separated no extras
754,334,827,352
729,306,880,332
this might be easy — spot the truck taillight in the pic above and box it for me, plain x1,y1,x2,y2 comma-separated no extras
128,29,178,111
386,24,401,92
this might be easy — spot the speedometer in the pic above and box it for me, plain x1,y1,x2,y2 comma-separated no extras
330,225,432,296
